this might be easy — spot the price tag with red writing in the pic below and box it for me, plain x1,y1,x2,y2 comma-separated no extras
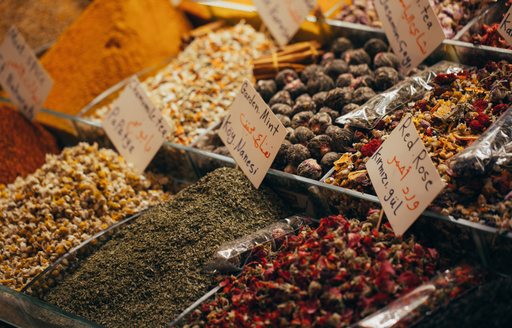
253,0,317,47
103,76,173,174
0,26,53,120
498,5,512,46
218,79,286,188
374,0,445,73
366,114,445,236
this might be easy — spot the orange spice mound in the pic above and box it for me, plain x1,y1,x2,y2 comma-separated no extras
0,104,59,185
39,0,191,133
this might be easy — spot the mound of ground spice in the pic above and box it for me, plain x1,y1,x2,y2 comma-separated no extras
0,104,58,185
44,167,289,327
38,0,191,133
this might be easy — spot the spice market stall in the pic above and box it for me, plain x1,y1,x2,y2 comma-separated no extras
0,0,512,327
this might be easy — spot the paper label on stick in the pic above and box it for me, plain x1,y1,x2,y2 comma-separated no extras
0,26,53,120
374,0,445,73
498,6,512,46
103,76,172,174
253,0,317,47
366,114,445,236
218,79,286,189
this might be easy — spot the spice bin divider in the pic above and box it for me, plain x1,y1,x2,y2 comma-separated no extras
0,285,99,328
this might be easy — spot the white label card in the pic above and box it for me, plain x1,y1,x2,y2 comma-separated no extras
103,76,172,174
218,79,287,189
253,0,317,47
366,114,445,236
498,5,512,46
374,0,445,73
0,26,53,120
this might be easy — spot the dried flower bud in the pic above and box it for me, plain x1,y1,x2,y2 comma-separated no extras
293,96,317,115
297,158,323,179
364,38,388,58
318,107,340,121
275,114,291,127
343,48,371,65
331,37,353,57
309,112,332,134
326,125,353,152
271,103,294,116
312,91,328,108
291,111,315,129
321,152,340,172
342,103,360,115
349,64,372,77
373,52,400,70
301,64,323,83
269,90,293,107
353,87,376,105
375,67,400,91
307,73,335,95
255,80,277,102
287,144,311,166
308,134,333,159
325,87,354,112
272,140,291,169
291,126,315,145
323,59,349,79
284,79,307,99
276,69,299,89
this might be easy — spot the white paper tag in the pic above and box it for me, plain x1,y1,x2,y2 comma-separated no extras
374,0,445,73
253,0,317,47
218,79,287,189
103,76,172,174
0,26,53,120
366,114,445,236
498,5,512,46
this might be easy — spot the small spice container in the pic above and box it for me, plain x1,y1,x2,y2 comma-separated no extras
75,22,272,180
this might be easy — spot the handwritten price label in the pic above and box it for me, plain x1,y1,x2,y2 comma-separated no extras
0,26,53,120
366,114,445,236
218,79,286,188
103,76,172,174
498,5,512,46
253,0,317,47
374,0,445,73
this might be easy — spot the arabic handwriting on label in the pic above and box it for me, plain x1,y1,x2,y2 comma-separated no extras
253,0,317,47
374,0,444,72
0,26,53,120
366,114,445,236
103,76,173,174
498,6,512,46
218,79,287,189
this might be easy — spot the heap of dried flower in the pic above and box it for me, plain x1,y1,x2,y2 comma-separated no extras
470,0,512,49
327,61,512,228
185,213,439,327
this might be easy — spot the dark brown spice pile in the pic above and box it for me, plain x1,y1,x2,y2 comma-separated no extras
43,167,289,327
0,104,59,185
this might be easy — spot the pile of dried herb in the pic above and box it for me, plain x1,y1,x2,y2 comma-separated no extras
186,213,440,327
43,167,289,327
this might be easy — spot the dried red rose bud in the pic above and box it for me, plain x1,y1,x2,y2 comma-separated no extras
360,138,382,157
434,73,457,85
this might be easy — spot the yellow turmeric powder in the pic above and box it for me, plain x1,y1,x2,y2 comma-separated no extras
38,0,191,134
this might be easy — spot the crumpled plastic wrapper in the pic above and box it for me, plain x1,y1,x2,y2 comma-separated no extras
336,62,465,129
450,106,512,177
204,216,309,274
353,265,482,328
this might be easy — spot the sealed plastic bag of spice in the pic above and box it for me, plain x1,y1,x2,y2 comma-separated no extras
450,106,512,177
336,62,465,129
205,215,309,274
354,265,482,328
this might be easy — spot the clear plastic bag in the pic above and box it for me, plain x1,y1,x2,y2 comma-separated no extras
336,62,465,129
450,106,512,177
353,265,482,328
204,215,309,274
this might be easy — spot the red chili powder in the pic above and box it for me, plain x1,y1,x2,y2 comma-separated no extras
0,104,59,184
